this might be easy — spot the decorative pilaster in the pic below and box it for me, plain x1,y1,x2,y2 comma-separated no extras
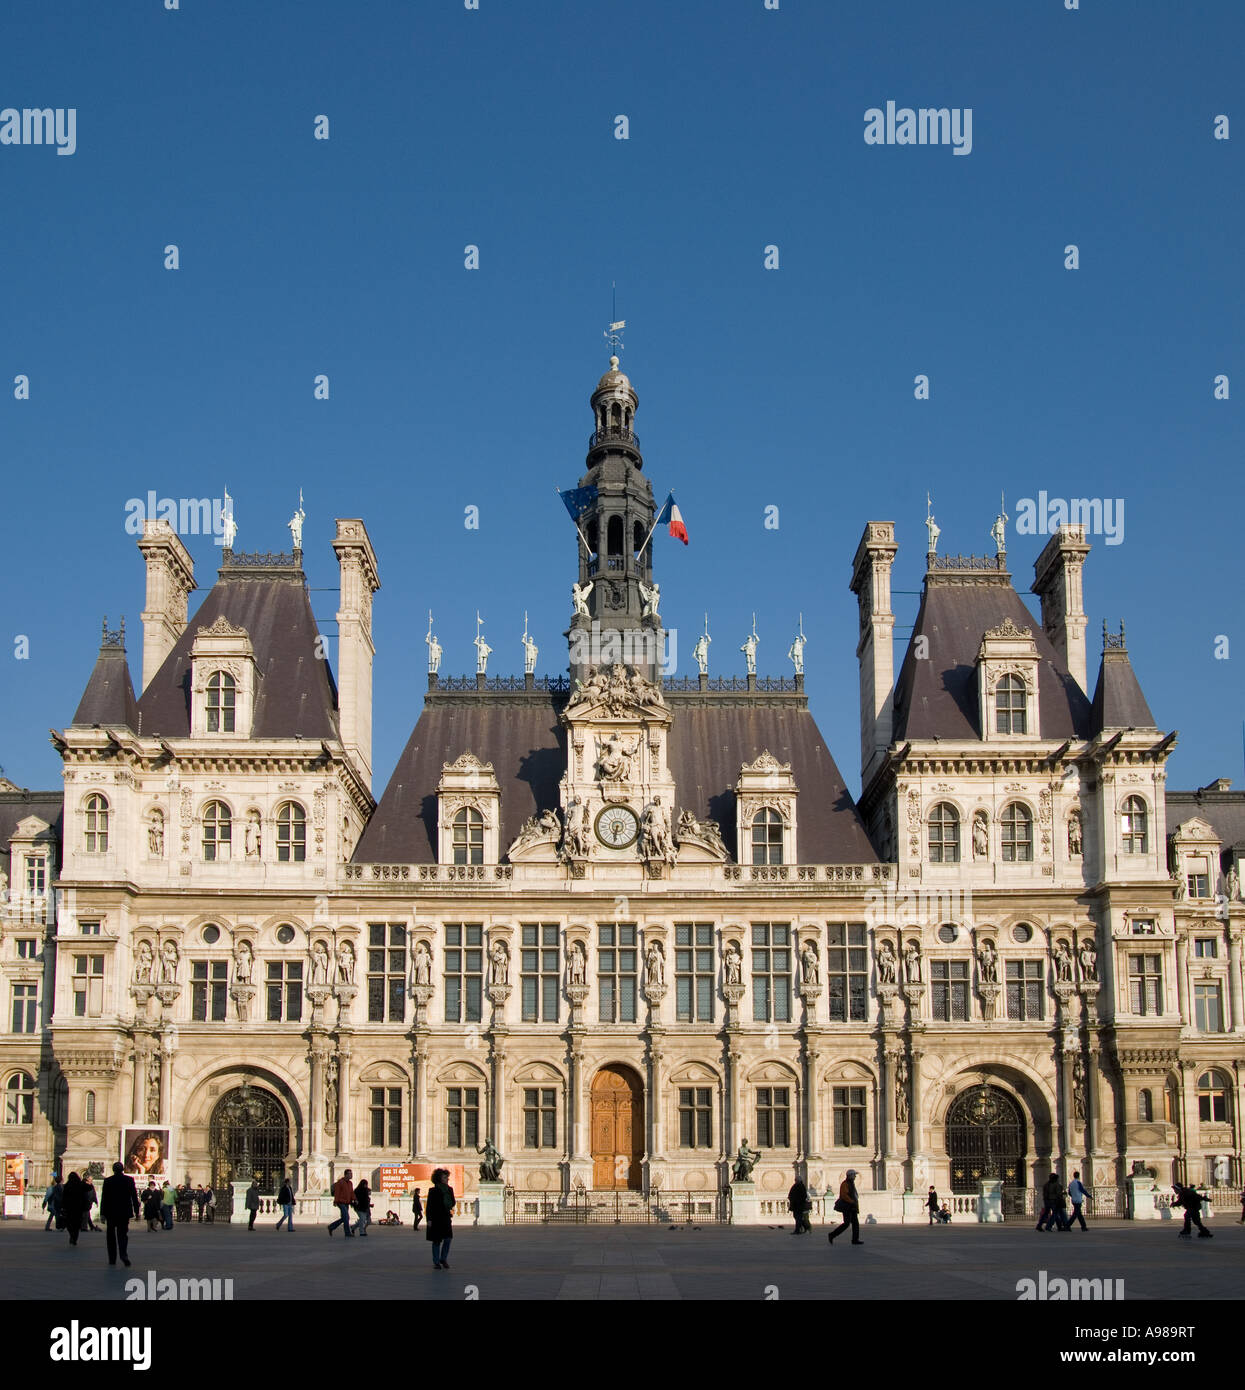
1228,931,1244,1032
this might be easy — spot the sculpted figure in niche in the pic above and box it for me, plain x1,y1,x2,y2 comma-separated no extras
894,1055,910,1126
311,942,331,986
134,940,155,985
568,941,587,986
336,942,355,986
244,811,261,860
724,941,743,985
489,940,510,987
323,1055,338,1129
159,941,179,985
641,797,675,864
1067,809,1083,857
800,940,820,986
233,940,254,984
148,810,164,857
1054,939,1073,982
973,812,989,859
977,938,998,984
644,941,665,990
877,940,898,985
1078,939,1097,983
596,732,638,782
413,941,433,988
904,940,922,984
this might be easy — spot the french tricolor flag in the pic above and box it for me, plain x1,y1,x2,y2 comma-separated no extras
656,491,689,545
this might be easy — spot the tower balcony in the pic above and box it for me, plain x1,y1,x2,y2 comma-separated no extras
587,427,642,454
586,555,629,576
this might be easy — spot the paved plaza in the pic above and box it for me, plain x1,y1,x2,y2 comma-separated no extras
4,1217,1243,1301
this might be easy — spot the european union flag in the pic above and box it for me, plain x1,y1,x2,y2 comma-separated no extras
559,485,598,523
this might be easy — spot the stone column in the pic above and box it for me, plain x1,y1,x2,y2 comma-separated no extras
908,1046,926,1179
804,1036,824,1161
647,1036,666,1161
1227,931,1244,1032
1175,935,1189,1021
1178,1059,1198,1185
490,1040,507,1148
878,1048,895,1181
131,1039,151,1124
336,1043,353,1157
305,1047,323,1152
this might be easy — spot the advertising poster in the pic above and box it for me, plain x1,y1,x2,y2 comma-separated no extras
121,1126,174,1181
378,1162,465,1198
3,1153,26,1218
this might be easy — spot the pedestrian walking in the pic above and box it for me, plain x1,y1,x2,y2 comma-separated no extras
425,1168,455,1268
142,1182,162,1231
353,1179,372,1237
42,1175,63,1231
100,1161,140,1267
160,1180,176,1230
245,1178,260,1230
411,1187,423,1231
203,1184,215,1222
827,1169,863,1246
194,1184,208,1222
1067,1171,1089,1231
275,1177,296,1232
1174,1183,1213,1239
787,1178,811,1234
83,1176,99,1232
61,1172,87,1247
1038,1174,1064,1231
926,1186,941,1226
328,1170,355,1236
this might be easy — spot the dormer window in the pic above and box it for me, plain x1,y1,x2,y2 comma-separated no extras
84,793,110,853
751,808,785,866
1120,796,1148,854
276,802,306,862
995,675,1027,734
1000,802,1033,862
25,856,47,893
202,801,232,862
452,807,484,865
206,671,236,732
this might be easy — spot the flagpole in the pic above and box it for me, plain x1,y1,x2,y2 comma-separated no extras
637,495,670,560
556,487,594,556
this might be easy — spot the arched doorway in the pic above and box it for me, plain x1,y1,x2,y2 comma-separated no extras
591,1065,643,1190
946,1081,1026,1193
208,1083,290,1193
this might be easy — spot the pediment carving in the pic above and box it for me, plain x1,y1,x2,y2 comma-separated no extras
564,663,667,720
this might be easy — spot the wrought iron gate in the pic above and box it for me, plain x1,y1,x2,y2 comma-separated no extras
208,1083,290,1193
947,1082,1025,1193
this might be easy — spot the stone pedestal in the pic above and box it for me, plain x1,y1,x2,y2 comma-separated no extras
229,1180,250,1224
476,1180,505,1226
1128,1176,1160,1221
729,1180,761,1226
977,1178,1003,1223
902,1191,927,1224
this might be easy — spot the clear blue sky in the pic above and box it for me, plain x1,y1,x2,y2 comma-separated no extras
2,0,1241,799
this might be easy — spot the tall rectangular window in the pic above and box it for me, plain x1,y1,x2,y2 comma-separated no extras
1194,983,1223,1033
72,955,104,1018
1128,954,1162,1016
446,1087,480,1149
367,923,407,1023
521,924,560,1022
1186,857,1210,898
369,1087,402,1148
25,857,46,894
751,923,791,1022
11,983,38,1033
827,923,867,1022
1005,960,1045,1020
931,960,970,1022
523,1087,557,1148
756,1087,791,1147
675,923,714,1022
444,924,483,1023
191,961,228,1022
678,1087,712,1148
832,1086,867,1147
598,923,637,1023
266,961,303,1022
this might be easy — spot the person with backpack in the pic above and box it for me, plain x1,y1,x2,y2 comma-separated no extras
787,1177,811,1234
275,1176,296,1232
827,1169,863,1247
353,1179,372,1237
329,1170,355,1236
1067,1171,1089,1230
425,1168,455,1268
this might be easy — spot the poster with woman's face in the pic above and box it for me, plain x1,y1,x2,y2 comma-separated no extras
121,1126,172,1179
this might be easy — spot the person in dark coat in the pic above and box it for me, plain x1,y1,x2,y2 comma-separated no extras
1174,1183,1213,1238
99,1161,140,1267
83,1176,99,1232
827,1169,863,1246
142,1182,163,1231
926,1186,940,1225
61,1172,88,1247
275,1178,296,1232
411,1187,423,1231
42,1176,63,1231
425,1169,455,1268
353,1180,372,1237
244,1179,260,1231
787,1178,811,1234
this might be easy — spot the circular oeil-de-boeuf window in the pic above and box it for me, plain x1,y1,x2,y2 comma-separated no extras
937,924,958,944
276,924,296,945
1012,923,1033,944
202,924,220,944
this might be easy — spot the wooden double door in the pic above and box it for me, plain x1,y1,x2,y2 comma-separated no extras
591,1065,644,1190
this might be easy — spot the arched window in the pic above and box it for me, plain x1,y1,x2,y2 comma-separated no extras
928,803,960,863
276,802,307,862
995,674,1027,735
51,1076,67,1127
452,807,484,865
1000,803,1033,862
751,808,784,866
1120,796,1148,854
84,1090,96,1123
1197,1070,1230,1123
206,671,236,733
587,519,599,555
607,515,624,557
4,1072,35,1126
84,793,109,853
1138,1089,1153,1122
202,801,232,861
633,520,644,555
610,402,622,429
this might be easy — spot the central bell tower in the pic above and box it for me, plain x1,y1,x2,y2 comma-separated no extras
568,356,662,684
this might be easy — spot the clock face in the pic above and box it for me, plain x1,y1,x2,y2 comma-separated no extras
595,804,639,849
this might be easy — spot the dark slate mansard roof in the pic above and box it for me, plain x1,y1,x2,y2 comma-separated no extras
0,787,64,883
353,694,876,865
71,631,140,731
892,576,1092,741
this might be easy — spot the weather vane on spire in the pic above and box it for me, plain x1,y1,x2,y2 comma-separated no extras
604,281,625,360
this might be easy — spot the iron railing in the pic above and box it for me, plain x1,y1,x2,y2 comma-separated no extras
503,1188,725,1225
588,428,641,451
